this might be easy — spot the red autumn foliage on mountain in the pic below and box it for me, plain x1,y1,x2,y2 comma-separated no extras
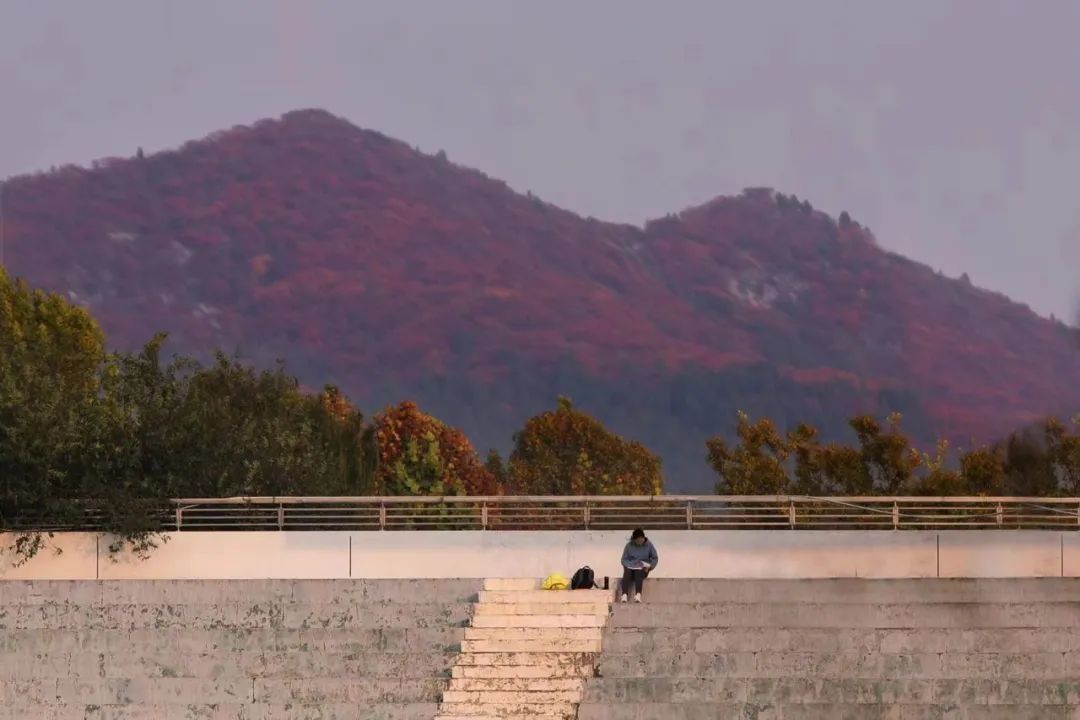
4,109,1079,491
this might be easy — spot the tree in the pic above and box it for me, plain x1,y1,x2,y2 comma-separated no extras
709,412,925,496
848,413,921,494
170,352,367,497
910,440,963,496
71,336,189,554
1044,417,1080,495
485,449,510,488
958,445,1007,496
311,384,373,494
787,423,870,495
372,401,499,496
707,411,791,495
509,397,663,495
1000,426,1056,496
0,268,108,559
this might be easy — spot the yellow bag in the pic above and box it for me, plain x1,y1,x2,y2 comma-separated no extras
542,573,569,590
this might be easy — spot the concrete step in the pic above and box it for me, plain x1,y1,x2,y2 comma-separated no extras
449,678,585,692
596,649,1078,680
480,590,613,604
610,601,1080,628
465,627,602,642
482,578,541,591
439,701,576,716
581,676,1080,704
14,578,482,605
577,702,928,720
471,614,606,628
579,702,1080,718
462,639,603,653
452,664,594,679
473,602,610,616
442,690,581,703
438,716,569,720
601,626,1080,655
3,703,442,720
438,715,570,720
438,717,569,720
454,651,594,667
633,578,1080,605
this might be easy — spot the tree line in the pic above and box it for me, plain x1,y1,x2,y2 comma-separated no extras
709,411,1080,497
2,268,1078,560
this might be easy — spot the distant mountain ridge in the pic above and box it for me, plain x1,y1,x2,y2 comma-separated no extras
5,109,1078,491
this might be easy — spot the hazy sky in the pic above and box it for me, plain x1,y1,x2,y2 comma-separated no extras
2,1,1078,320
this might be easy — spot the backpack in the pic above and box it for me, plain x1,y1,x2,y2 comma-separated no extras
570,566,596,590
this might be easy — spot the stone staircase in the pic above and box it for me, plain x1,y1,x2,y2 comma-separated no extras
577,578,1080,719
438,577,612,719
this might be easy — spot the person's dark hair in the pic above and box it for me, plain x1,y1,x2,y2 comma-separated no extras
631,528,646,540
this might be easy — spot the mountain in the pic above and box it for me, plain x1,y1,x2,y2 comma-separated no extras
4,109,1079,491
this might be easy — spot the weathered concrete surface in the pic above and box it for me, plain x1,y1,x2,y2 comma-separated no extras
0,579,479,719
12,529,1078,580
578,578,1080,719
437,580,611,720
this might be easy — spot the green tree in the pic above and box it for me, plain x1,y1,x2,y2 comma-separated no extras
910,440,964,496
485,449,510,488
958,445,1007,496
0,268,108,559
171,352,364,497
787,423,870,495
509,396,663,495
849,413,921,494
1044,416,1080,495
710,412,923,496
1000,427,1056,496
707,411,791,495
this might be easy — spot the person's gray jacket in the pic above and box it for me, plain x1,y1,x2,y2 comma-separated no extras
621,540,659,570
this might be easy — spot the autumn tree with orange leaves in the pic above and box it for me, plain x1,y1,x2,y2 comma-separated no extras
372,401,501,496
508,396,664,495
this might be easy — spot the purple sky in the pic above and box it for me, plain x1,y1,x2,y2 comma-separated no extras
2,1,1078,321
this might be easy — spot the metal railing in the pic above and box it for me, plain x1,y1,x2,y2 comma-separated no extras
146,496,1080,532
7,496,1080,533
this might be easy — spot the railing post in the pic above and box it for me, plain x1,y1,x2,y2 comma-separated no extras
584,502,590,530
996,502,1003,527
788,500,796,529
277,504,284,531
379,503,387,531
481,502,488,530
686,500,693,530
892,501,899,530
175,506,182,531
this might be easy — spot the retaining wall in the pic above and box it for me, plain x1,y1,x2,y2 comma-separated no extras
2,530,1079,580
0,579,480,719
580,578,1080,719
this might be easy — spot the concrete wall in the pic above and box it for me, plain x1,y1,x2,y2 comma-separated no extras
580,578,1080,719
0,579,479,720
2,530,1076,580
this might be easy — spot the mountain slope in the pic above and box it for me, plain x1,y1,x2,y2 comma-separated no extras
4,109,1078,491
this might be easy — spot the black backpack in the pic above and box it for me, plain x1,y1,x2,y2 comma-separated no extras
571,566,596,590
